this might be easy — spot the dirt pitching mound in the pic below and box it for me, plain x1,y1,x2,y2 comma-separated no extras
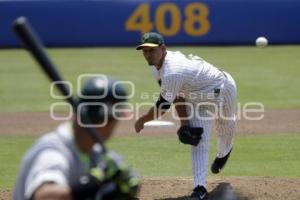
138,176,300,200
0,189,10,200
2,177,299,199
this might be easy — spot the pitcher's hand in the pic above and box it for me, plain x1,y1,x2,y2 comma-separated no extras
134,117,145,133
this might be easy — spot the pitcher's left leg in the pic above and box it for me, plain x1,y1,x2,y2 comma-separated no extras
212,73,237,174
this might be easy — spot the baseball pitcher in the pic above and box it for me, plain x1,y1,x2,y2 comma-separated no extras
134,32,237,200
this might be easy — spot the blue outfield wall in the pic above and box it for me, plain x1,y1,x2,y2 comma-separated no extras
0,0,299,47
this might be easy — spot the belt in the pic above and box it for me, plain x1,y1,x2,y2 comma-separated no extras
214,88,221,97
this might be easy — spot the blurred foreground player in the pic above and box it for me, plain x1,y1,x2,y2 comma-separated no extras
14,75,139,200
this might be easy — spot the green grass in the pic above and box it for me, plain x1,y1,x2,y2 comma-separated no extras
0,135,36,189
0,46,300,112
170,46,300,108
1,133,299,189
108,134,300,178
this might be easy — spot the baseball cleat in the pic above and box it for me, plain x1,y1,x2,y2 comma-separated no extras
189,185,208,200
211,148,232,174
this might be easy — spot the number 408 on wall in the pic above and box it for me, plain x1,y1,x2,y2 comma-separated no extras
125,2,211,37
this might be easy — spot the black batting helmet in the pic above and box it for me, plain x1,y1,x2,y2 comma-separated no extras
78,75,127,125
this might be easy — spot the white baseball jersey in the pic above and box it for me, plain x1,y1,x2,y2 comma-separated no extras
152,51,226,104
151,50,237,188
13,122,88,200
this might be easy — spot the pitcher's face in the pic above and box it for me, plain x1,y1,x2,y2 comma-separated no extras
142,45,165,66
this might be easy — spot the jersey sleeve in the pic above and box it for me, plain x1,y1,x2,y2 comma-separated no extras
160,74,185,103
24,149,69,199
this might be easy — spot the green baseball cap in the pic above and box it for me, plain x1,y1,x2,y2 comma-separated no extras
136,32,165,50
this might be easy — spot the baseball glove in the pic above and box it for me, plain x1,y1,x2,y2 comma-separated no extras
72,150,140,200
177,126,203,146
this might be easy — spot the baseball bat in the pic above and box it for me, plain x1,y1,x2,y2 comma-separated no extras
12,16,106,152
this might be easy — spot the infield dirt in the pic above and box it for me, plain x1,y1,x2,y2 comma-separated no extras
1,109,300,136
